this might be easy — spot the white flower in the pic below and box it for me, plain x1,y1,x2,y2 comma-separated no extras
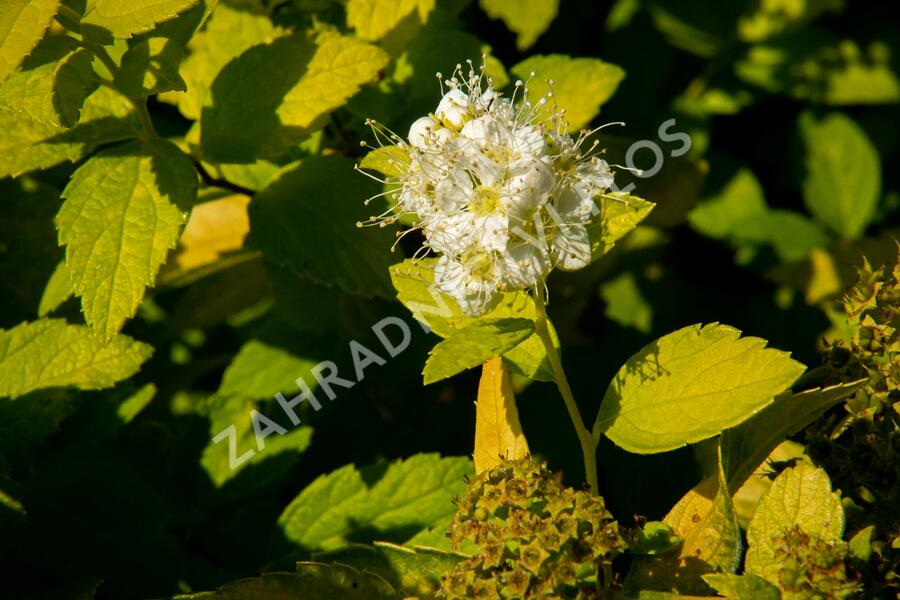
361,61,621,316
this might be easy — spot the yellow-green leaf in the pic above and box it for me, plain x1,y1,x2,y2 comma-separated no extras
201,32,389,162
745,462,845,583
0,319,151,399
57,139,197,339
595,323,806,454
0,85,140,178
423,318,534,384
359,144,408,179
721,380,866,492
800,111,881,240
702,573,780,599
588,192,655,260
114,37,186,97
389,258,559,381
480,0,558,50
0,45,97,128
511,54,624,130
346,0,435,42
0,0,60,83
82,0,200,39
474,357,530,474
627,448,741,595
38,260,73,316
160,1,277,120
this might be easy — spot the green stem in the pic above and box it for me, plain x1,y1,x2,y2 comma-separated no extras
532,286,600,495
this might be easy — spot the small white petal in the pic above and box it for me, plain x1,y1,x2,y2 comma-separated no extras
436,88,469,130
551,224,592,271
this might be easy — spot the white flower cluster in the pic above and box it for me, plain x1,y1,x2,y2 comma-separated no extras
361,63,617,316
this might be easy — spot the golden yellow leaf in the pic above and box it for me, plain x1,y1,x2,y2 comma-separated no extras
473,356,529,474
172,194,250,272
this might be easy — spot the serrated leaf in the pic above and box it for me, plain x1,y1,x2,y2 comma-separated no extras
721,380,866,493
688,168,768,240
274,453,472,555
38,260,74,316
480,0,558,50
389,258,559,381
745,462,844,583
511,54,624,130
57,139,197,339
800,111,881,240
248,156,395,298
175,566,396,600
0,45,97,127
473,356,530,474
114,37,186,97
588,192,655,260
0,85,140,178
201,32,388,162
627,448,741,595
315,542,465,597
595,323,806,454
346,0,435,42
0,319,151,399
702,573,781,599
161,1,277,120
82,0,200,39
0,0,60,83
423,318,533,384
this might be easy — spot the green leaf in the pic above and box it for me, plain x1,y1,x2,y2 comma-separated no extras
800,111,881,240
731,209,829,263
359,145,408,179
175,566,396,600
480,0,558,50
114,37,186,97
38,260,74,316
82,0,200,39
688,168,768,240
389,258,559,381
595,323,806,454
720,380,866,493
629,521,681,556
736,29,900,105
423,318,534,384
702,573,781,599
0,319,151,399
737,0,842,42
274,453,472,555
0,0,60,83
510,54,624,130
745,462,845,583
0,85,140,178
346,0,435,42
201,32,388,162
600,272,652,333
57,139,197,339
588,192,655,260
200,393,313,490
218,339,319,400
848,525,876,562
315,542,465,597
627,448,741,595
248,156,395,298
161,1,277,120
0,44,97,127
